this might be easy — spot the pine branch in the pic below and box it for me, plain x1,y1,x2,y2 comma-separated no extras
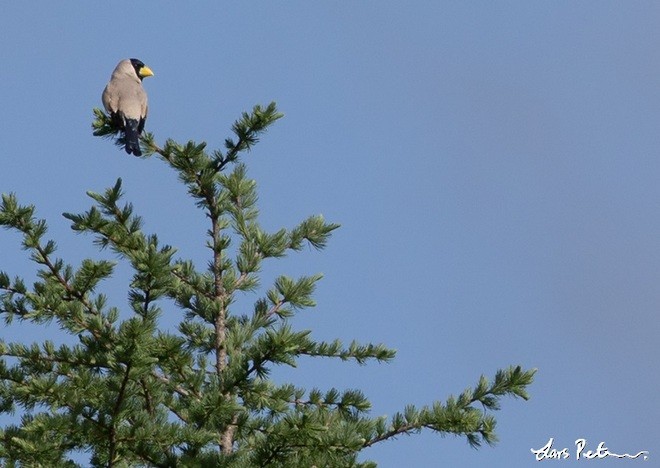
139,378,155,416
292,388,372,416
217,102,284,171
363,366,537,448
91,108,136,154
150,371,201,401
108,362,132,466
1,194,113,337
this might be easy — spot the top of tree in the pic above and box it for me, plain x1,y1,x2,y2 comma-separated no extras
0,103,536,467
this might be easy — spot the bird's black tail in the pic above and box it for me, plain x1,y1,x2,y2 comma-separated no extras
124,119,142,156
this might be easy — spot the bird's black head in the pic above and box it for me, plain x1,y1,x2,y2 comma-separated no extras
129,58,154,81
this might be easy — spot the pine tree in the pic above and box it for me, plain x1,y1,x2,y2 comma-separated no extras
0,103,536,467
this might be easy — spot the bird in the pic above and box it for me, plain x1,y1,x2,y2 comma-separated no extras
102,58,154,156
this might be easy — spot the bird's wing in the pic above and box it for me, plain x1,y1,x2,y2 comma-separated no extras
142,94,148,120
102,83,118,114
138,101,148,134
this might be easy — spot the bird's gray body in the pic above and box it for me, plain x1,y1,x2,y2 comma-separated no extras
102,59,150,155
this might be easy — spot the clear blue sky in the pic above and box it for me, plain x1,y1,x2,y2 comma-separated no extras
1,2,658,466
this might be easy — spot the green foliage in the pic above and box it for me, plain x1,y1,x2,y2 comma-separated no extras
0,103,536,466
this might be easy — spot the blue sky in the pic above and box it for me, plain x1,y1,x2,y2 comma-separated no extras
1,2,658,466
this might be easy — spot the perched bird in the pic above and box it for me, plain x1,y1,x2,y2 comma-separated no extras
102,58,154,156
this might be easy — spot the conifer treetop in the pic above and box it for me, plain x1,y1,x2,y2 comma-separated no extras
0,103,536,467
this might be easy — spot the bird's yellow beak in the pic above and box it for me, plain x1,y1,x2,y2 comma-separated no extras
139,65,154,78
